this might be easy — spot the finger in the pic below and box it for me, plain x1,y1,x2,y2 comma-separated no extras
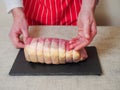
84,23,91,39
12,38,24,48
80,48,88,60
69,37,78,44
15,33,25,48
69,41,86,51
69,37,89,50
74,41,89,51
69,37,83,48
15,42,24,48
91,22,97,39
21,25,29,42
69,42,78,50
11,33,24,48
68,37,80,49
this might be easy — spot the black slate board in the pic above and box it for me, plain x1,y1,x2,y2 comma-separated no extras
9,46,102,76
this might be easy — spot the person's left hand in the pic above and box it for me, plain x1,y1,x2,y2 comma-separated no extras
69,10,97,50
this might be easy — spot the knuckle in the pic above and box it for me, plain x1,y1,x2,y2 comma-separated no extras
14,42,23,49
13,43,19,49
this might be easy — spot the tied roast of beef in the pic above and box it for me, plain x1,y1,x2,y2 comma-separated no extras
24,37,88,64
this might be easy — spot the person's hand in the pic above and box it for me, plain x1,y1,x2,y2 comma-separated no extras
69,0,97,51
69,0,98,51
69,10,97,50
9,8,28,48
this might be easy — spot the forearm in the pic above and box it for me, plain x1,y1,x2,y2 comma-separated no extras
3,0,23,13
81,0,97,12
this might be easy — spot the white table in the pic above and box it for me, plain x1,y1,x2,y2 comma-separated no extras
0,26,120,90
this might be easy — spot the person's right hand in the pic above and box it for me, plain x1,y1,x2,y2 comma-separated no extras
9,8,28,48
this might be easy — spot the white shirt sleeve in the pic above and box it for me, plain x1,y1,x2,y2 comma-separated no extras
3,0,23,13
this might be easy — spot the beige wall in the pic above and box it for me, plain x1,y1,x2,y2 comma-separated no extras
95,0,120,26
0,1,12,27
0,0,120,27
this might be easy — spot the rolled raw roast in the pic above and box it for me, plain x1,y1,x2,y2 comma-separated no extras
24,37,88,64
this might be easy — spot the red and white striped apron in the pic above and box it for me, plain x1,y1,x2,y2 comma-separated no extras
23,0,82,25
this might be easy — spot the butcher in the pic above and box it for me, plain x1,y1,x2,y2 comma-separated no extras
4,0,98,64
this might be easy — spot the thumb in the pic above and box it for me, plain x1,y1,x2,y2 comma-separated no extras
84,24,90,39
22,27,29,43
